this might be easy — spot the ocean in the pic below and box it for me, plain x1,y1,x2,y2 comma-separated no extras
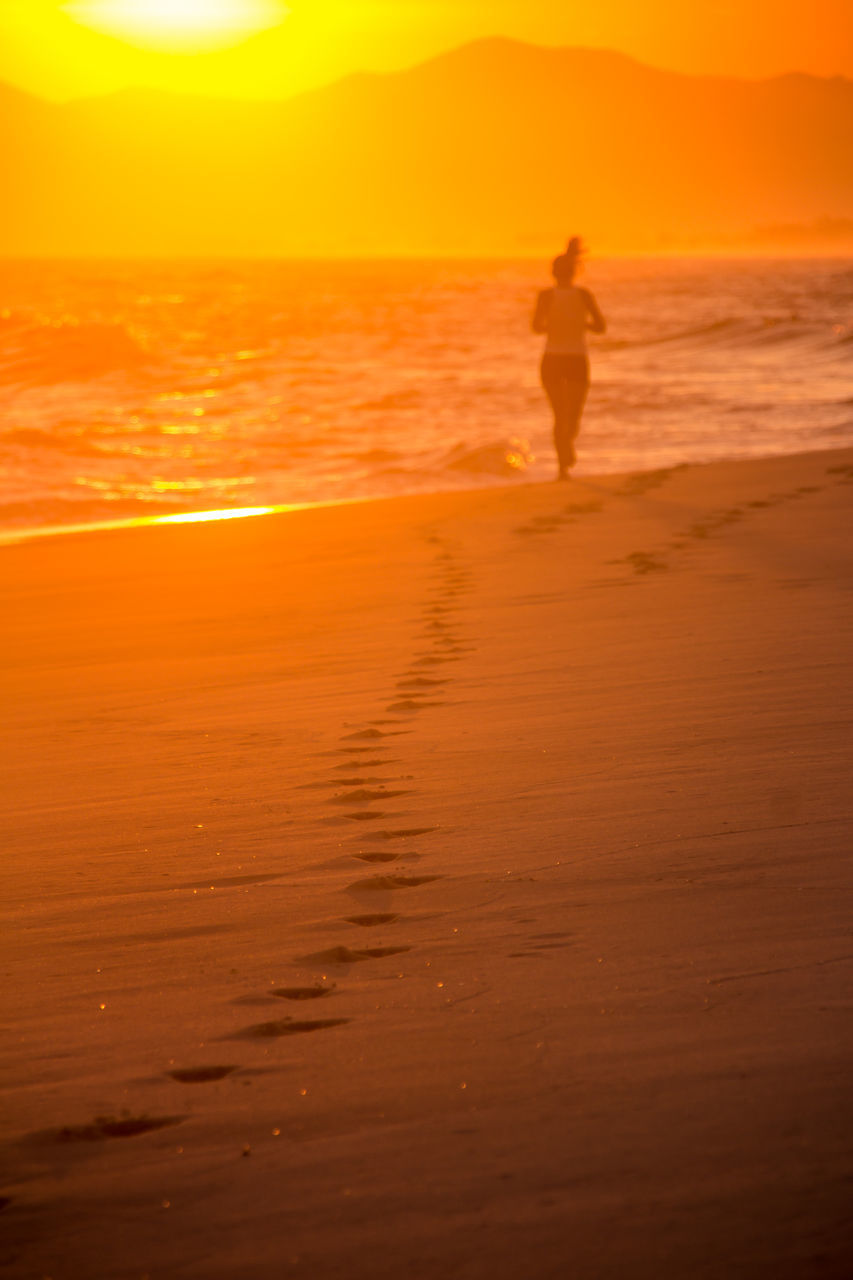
1,257,851,535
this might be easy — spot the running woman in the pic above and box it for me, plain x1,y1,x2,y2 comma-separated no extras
532,237,606,480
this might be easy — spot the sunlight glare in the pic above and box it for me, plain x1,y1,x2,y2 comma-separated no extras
155,506,277,525
62,0,291,53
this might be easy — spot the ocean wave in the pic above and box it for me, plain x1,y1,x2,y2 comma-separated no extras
611,316,850,356
0,494,179,526
0,320,150,387
343,447,403,462
0,427,74,451
443,438,531,475
0,427,110,457
356,390,422,412
2,257,850,536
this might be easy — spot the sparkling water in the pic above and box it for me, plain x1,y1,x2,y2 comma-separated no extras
1,257,850,532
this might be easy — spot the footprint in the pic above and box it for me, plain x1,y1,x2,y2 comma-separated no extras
333,789,409,803
564,501,603,514
42,1115,185,1142
347,875,443,892
272,986,335,1001
386,700,445,713
345,913,400,927
167,1066,237,1084
625,551,668,574
332,758,395,770
235,1018,350,1039
618,466,682,495
376,827,438,840
300,778,357,790
297,945,411,965
301,776,399,790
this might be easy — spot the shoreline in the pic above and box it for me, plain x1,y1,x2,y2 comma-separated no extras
3,444,852,1278
2,442,851,548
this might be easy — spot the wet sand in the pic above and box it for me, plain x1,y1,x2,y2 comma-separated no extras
2,448,852,1278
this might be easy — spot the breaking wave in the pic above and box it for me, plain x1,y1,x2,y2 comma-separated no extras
0,318,150,387
608,315,851,357
442,438,532,475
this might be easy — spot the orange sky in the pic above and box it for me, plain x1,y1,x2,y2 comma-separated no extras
2,0,851,102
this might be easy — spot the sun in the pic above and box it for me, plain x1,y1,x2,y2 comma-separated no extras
62,0,291,53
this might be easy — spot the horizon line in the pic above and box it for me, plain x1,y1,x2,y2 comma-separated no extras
2,250,852,264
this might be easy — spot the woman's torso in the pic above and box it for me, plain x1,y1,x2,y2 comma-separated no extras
543,286,588,356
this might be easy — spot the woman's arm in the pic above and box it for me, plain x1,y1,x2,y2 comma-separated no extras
532,289,552,334
581,288,607,335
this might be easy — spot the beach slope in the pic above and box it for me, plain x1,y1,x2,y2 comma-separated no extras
2,448,852,1278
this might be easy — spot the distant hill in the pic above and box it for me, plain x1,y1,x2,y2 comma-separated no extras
2,38,851,255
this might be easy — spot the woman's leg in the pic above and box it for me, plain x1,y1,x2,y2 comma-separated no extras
541,355,589,474
541,355,574,473
562,361,590,466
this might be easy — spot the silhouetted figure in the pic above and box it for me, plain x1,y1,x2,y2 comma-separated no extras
532,237,606,480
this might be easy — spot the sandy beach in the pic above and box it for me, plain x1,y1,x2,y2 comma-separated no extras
2,446,852,1279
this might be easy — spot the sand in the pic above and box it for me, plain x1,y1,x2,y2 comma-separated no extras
2,448,852,1279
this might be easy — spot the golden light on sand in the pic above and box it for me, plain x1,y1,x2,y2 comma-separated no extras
154,506,278,525
62,0,290,53
0,505,279,545
0,498,373,547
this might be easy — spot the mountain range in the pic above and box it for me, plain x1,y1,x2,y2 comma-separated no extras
2,38,851,256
